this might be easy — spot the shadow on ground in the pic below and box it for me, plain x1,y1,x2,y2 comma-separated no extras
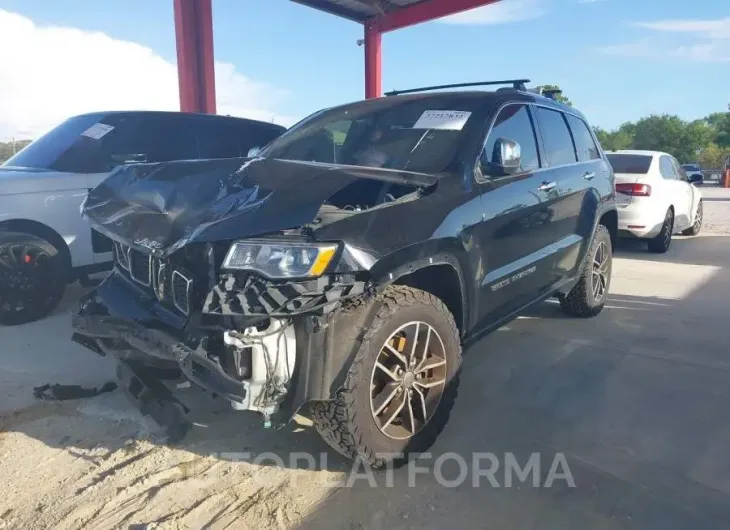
3,235,730,529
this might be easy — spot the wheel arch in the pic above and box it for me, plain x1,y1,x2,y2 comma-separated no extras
598,208,618,250
368,244,470,338
0,219,71,270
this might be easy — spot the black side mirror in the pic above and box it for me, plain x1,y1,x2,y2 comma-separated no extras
484,138,522,177
688,173,703,185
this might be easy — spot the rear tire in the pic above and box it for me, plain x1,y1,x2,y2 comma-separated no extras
311,285,462,469
682,201,702,236
559,225,612,318
647,208,674,254
0,232,68,325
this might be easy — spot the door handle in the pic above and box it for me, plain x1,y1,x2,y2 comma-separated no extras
538,181,557,192
583,172,596,181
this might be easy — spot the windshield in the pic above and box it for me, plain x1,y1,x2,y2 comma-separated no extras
259,96,482,174
682,164,700,171
3,114,105,171
606,154,653,174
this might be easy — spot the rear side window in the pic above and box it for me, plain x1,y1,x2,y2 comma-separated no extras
566,115,600,161
659,156,677,180
606,154,652,174
480,104,540,175
100,115,199,164
197,121,242,159
140,117,199,162
535,108,577,167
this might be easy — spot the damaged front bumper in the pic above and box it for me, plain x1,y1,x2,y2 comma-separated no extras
72,269,378,425
72,273,252,404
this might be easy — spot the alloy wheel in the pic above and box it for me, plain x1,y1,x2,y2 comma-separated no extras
0,242,53,314
591,240,610,302
663,210,673,247
694,202,703,231
370,321,448,440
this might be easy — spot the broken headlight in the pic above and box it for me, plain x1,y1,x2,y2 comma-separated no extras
222,241,338,279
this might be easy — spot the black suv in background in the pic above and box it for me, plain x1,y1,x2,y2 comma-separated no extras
73,80,617,468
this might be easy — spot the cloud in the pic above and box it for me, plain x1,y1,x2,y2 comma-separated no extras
634,18,730,40
599,17,730,63
439,0,546,25
0,10,296,140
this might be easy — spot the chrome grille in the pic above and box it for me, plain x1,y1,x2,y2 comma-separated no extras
129,250,152,286
114,242,129,271
113,243,194,315
151,259,168,301
172,270,193,315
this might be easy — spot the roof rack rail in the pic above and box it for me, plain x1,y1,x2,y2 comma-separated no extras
385,79,531,97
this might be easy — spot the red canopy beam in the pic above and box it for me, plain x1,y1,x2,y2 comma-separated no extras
173,0,217,113
373,0,502,33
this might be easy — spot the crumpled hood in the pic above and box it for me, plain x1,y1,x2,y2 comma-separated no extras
83,157,436,257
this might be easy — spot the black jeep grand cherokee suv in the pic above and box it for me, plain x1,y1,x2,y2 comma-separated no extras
73,80,616,468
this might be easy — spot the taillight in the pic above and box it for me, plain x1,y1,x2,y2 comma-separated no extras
616,183,651,196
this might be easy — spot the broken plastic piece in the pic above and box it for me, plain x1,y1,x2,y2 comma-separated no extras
32,382,117,401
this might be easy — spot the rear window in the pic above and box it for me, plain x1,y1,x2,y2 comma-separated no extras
682,164,700,171
606,154,653,174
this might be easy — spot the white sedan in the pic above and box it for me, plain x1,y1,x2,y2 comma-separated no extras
606,150,703,253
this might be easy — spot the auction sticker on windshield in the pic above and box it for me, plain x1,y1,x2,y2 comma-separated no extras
413,110,472,131
80,123,115,140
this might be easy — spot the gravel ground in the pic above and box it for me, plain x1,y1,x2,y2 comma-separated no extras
2,186,730,529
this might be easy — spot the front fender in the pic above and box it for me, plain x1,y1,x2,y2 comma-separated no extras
368,240,471,333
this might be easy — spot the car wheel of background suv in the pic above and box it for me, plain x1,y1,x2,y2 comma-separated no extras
0,231,68,325
559,224,612,318
311,285,462,469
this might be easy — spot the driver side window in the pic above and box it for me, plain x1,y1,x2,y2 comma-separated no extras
671,158,689,182
479,104,540,178
659,156,678,180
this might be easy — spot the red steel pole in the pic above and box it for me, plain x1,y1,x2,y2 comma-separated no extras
364,21,382,99
173,0,216,113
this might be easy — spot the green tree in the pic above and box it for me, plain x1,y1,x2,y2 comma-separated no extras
698,143,730,169
535,85,572,107
705,112,730,148
0,139,32,164
593,124,633,152
631,114,711,163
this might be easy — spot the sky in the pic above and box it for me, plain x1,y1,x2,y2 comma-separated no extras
0,0,728,140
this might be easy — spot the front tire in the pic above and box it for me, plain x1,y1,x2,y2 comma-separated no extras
559,224,612,318
311,286,462,469
647,208,674,253
0,232,68,325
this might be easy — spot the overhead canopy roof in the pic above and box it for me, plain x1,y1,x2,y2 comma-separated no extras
291,0,501,32
291,0,429,23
